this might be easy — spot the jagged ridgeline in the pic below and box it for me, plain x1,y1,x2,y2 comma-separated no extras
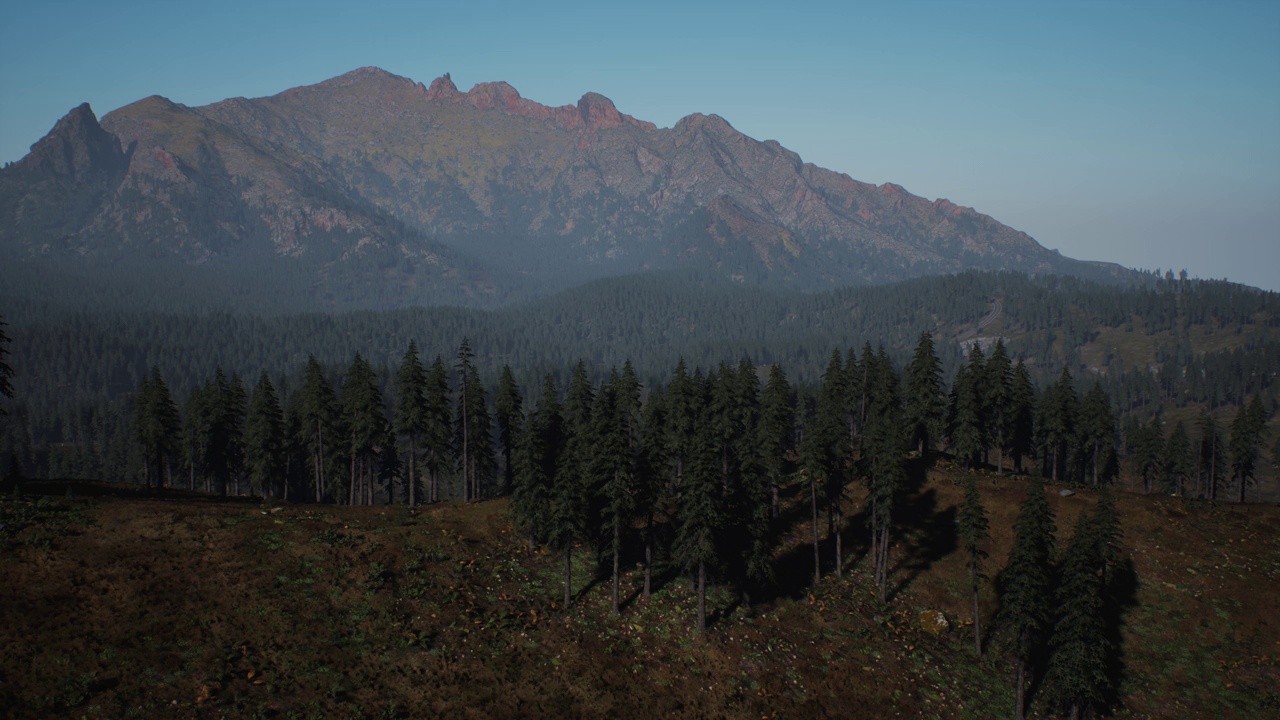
0,67,1137,313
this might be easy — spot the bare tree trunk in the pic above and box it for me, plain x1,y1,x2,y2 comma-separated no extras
811,473,821,585
834,503,843,579
408,435,416,507
971,565,982,656
697,561,706,633
612,520,621,615
644,513,653,598
563,545,572,608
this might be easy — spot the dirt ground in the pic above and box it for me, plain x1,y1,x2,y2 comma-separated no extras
1,474,1277,719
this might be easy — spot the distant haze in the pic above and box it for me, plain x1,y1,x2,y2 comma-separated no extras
2,1,1276,290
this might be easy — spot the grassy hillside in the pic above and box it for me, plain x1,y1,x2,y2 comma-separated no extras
2,471,1277,719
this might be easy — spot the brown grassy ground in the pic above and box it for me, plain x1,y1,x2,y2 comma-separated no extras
1,472,1277,719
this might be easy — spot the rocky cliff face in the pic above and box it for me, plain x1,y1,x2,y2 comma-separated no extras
0,66,1126,308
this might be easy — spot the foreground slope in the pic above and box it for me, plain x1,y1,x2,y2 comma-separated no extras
2,473,1276,719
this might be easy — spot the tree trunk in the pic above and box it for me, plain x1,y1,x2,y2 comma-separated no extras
811,473,821,585
612,520,621,615
697,560,706,633
834,503,843,579
644,513,653,598
349,451,357,506
971,565,982,656
408,434,417,507
563,545,572,609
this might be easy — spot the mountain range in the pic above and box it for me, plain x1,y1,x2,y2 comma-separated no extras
0,66,1131,311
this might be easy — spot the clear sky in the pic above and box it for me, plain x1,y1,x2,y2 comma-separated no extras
2,0,1277,290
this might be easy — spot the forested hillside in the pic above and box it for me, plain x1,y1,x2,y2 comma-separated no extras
2,270,1277,492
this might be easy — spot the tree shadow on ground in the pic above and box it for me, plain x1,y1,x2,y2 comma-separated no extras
883,456,958,602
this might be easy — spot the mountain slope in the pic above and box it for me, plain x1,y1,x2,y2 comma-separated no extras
0,67,1133,309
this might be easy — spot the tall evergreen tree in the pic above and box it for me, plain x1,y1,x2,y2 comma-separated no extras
636,384,669,598
984,339,1013,472
1079,382,1118,486
297,356,339,502
904,331,946,457
675,401,722,633
1039,369,1079,482
759,364,796,519
455,364,495,501
454,339,478,501
1130,416,1163,495
494,364,524,495
132,367,181,490
342,354,386,505
594,368,638,615
394,341,429,506
730,358,772,611
1162,420,1193,496
864,348,904,601
245,371,285,499
1196,415,1226,495
552,361,595,608
423,355,452,503
949,349,985,469
1008,360,1038,474
1042,504,1112,720
958,474,990,656
1229,396,1268,503
997,476,1057,720
512,375,562,552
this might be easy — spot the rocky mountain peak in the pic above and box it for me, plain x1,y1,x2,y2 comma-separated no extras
19,102,125,182
577,92,623,130
425,72,460,100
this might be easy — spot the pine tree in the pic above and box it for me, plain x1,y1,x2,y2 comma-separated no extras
864,348,904,601
1229,397,1268,503
553,361,595,608
636,384,668,598
1039,369,1079,482
494,364,524,495
958,474,990,656
1043,505,1112,720
394,341,429,506
1130,415,1163,495
949,350,985,470
132,367,180,491
297,356,339,502
455,339,478,501
904,331,946,457
245,371,285,499
997,476,1057,720
594,368,637,615
1196,410,1225,500
1162,420,1193,496
342,353,386,505
1008,360,1037,474
811,350,850,578
759,364,796,519
675,401,722,633
455,364,495,501
984,339,1013,472
1078,382,1117,486
512,375,561,552
423,355,452,503
730,358,772,611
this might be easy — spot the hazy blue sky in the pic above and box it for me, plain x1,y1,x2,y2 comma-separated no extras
3,0,1277,290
